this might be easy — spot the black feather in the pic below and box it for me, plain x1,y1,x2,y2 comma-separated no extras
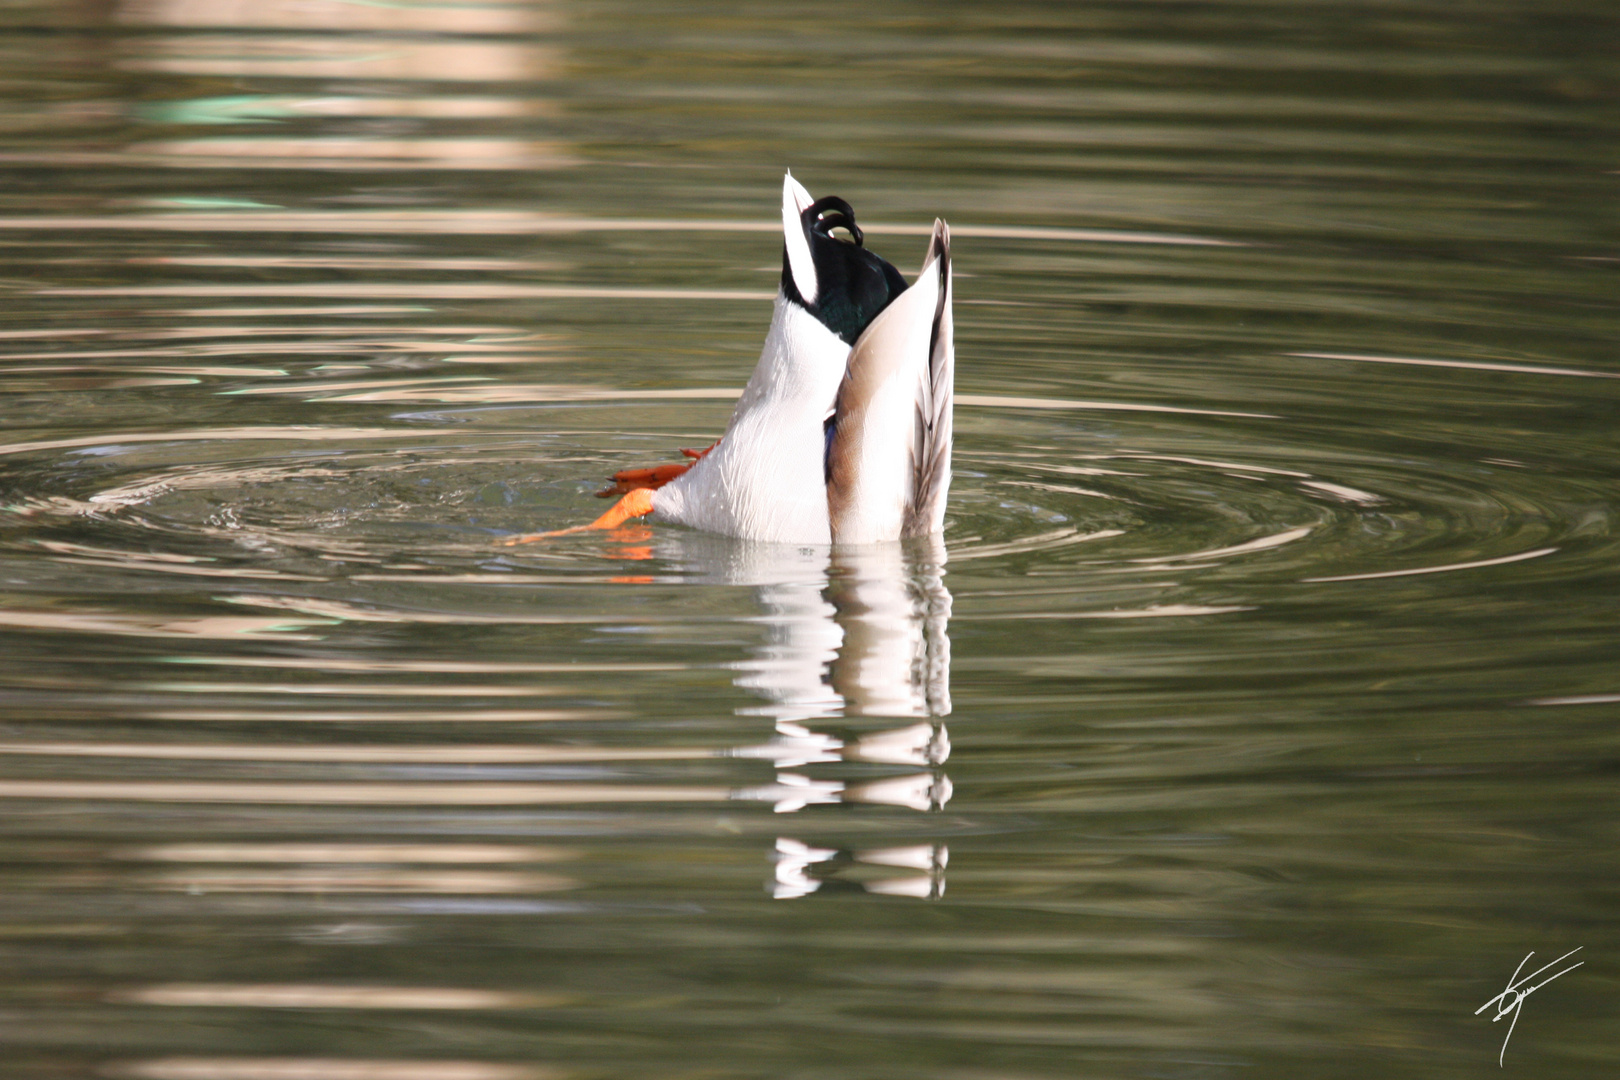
781,196,908,345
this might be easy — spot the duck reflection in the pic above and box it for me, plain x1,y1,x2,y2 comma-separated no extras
649,530,954,886
773,838,948,900
826,541,953,719
655,531,953,725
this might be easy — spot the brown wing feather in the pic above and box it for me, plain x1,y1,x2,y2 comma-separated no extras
903,220,953,537
825,336,883,533
827,220,954,542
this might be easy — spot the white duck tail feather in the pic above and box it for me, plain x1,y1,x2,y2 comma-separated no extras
781,171,818,305
826,220,953,544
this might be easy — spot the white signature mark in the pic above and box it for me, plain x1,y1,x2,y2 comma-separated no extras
1474,947,1583,1066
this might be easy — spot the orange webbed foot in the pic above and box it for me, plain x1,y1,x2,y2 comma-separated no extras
506,439,719,545
503,488,656,545
596,461,693,498
594,438,721,497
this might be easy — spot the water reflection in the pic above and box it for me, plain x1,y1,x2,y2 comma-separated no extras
773,838,948,900
126,842,574,895
660,532,953,723
2,0,1616,1072
827,542,953,718
114,984,545,1009
116,0,571,171
112,1061,552,1080
119,0,555,34
654,530,954,828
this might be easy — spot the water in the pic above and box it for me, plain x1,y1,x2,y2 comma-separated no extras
1,1,1616,1077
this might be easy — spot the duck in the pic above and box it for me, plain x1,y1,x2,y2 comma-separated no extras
513,173,953,546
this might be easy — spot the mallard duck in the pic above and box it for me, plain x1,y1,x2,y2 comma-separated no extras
518,173,953,545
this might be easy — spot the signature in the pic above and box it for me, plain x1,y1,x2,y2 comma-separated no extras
1474,947,1583,1066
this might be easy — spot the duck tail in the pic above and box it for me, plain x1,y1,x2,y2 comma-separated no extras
904,219,953,538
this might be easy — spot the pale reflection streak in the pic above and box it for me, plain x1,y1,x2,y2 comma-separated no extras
0,427,454,458
1529,693,1620,706
70,455,519,522
0,327,545,359
1091,450,1384,509
0,743,707,763
957,393,1274,419
0,736,938,769
129,325,520,339
162,657,684,674
1298,479,1383,505
1109,453,1308,477
186,382,1273,413
39,285,775,300
10,363,286,377
0,609,330,641
144,869,573,894
1304,546,1558,582
1291,351,1620,380
121,31,557,84
40,562,322,582
0,778,937,814
346,573,660,585
128,138,577,171
228,384,746,403
0,212,591,234
119,0,554,34
221,376,494,398
142,682,551,698
113,985,548,1009
213,593,688,627
950,527,1126,562
122,35,545,82
127,844,566,863
0,781,732,804
138,256,553,272
144,94,552,121
111,1059,555,1080
1036,449,1382,510
957,603,1255,620
183,306,420,318
0,213,1234,247
52,815,580,896
33,540,329,582
1131,526,1313,564
135,710,609,723
1001,479,1115,499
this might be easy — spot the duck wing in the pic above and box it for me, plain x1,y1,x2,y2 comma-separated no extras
825,220,954,543
907,220,954,538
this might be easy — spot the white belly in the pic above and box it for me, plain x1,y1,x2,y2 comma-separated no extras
653,298,848,545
